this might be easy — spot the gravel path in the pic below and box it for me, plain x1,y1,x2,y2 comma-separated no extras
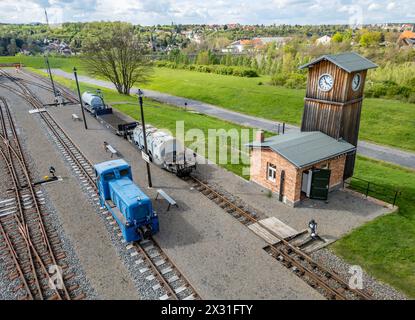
50,69,415,170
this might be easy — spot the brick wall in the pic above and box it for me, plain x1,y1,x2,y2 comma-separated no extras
250,147,346,206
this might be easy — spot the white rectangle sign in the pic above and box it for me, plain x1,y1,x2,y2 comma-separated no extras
141,151,150,163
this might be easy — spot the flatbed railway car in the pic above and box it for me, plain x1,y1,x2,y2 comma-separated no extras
82,90,137,138
96,112,137,138
94,159,159,242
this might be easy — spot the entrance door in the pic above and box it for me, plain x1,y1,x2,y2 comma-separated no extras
310,169,331,200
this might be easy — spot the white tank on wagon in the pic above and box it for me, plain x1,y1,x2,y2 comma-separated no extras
81,91,105,112
133,125,196,171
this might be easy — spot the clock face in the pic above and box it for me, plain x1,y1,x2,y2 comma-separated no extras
352,73,361,91
318,74,334,92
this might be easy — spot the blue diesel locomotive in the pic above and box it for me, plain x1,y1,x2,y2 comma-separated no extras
94,159,159,242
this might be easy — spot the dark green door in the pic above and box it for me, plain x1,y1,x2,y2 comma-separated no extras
310,169,331,200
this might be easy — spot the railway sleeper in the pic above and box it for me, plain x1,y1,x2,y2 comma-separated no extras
13,283,25,292
72,292,86,300
8,272,18,281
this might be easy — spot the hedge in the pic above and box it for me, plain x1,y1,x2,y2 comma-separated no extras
365,80,415,103
155,61,259,78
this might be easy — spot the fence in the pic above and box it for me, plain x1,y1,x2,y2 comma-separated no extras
344,176,401,207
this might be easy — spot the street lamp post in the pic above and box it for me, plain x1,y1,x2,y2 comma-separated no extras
137,89,152,188
73,67,88,130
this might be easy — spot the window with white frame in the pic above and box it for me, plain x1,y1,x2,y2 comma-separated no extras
267,163,277,182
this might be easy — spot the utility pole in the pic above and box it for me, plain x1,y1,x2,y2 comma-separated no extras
44,55,57,97
137,89,152,188
73,67,88,130
44,8,49,28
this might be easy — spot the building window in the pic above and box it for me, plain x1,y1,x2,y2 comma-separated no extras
267,163,277,182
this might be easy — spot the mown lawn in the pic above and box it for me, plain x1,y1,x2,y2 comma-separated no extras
27,68,415,298
2,56,414,152
333,156,415,298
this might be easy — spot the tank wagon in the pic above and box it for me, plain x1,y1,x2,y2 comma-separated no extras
133,124,196,177
81,91,112,116
94,159,159,242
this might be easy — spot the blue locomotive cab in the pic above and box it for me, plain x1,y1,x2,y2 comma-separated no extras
94,159,159,242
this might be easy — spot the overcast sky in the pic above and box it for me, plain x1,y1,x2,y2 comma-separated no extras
0,0,413,25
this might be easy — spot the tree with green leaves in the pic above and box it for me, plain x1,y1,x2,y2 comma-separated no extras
82,23,152,95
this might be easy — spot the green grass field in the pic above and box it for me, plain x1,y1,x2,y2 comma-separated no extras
333,156,415,298
12,60,415,298
2,56,414,152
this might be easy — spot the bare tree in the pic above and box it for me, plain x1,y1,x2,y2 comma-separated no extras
82,24,152,95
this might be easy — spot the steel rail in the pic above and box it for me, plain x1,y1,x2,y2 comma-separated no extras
0,94,70,299
0,99,44,299
133,243,179,300
148,238,200,300
0,217,34,300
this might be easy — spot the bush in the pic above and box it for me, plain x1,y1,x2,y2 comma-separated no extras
365,80,415,102
408,93,415,104
365,82,389,98
285,73,307,89
270,73,287,86
156,61,258,78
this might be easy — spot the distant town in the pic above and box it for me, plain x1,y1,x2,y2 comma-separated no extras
0,22,414,57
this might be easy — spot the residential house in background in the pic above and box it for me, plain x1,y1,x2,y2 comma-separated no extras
398,30,415,48
221,37,290,53
315,35,332,46
400,23,414,32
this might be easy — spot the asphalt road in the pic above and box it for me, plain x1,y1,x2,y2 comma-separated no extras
50,69,415,170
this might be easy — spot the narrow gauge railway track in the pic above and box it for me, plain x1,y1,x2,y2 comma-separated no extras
0,69,200,300
0,97,82,300
189,176,373,300
21,70,78,104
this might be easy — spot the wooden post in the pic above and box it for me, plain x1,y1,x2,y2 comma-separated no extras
365,182,370,197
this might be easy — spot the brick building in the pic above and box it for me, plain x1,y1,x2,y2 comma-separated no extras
248,131,355,207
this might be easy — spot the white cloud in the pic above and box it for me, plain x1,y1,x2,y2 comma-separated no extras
0,0,412,25
387,2,396,11
368,3,380,11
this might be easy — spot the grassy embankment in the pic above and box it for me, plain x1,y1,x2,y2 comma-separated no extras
4,57,415,298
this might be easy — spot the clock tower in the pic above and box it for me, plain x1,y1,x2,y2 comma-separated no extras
299,52,377,179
